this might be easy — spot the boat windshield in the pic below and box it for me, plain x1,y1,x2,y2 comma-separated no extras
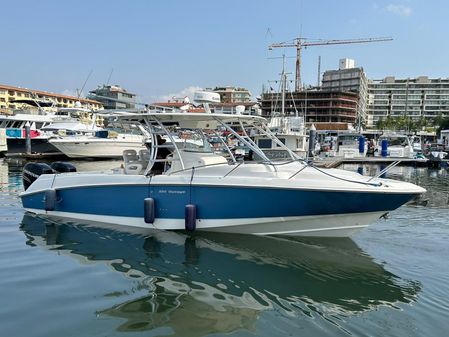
178,129,214,153
338,134,360,145
381,136,409,146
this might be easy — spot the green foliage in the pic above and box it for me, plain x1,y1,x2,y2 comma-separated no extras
436,116,449,135
375,115,445,133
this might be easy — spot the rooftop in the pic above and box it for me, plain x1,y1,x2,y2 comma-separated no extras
0,83,102,105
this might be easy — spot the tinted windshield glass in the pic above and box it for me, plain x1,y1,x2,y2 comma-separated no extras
178,130,213,153
381,137,408,146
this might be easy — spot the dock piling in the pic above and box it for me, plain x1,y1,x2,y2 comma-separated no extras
25,122,31,154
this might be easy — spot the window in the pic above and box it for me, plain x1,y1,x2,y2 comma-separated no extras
258,139,272,148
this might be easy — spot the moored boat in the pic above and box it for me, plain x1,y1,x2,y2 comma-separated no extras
49,131,146,159
376,133,414,158
20,108,425,237
336,132,367,158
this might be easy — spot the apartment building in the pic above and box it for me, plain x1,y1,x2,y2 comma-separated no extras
367,76,449,128
0,83,103,113
87,85,136,109
211,87,252,103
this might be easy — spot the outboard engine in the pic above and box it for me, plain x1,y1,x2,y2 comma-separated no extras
22,162,54,190
50,162,77,173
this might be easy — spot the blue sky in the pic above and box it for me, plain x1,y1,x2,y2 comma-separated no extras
0,0,447,103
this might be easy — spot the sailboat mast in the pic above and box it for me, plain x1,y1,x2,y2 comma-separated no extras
281,54,286,117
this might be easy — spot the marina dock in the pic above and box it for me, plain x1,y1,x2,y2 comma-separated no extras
314,156,432,168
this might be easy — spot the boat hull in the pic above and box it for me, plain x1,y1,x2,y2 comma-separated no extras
23,208,384,237
21,180,418,237
49,139,146,158
7,138,61,154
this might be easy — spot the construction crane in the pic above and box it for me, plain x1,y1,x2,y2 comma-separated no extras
269,36,393,92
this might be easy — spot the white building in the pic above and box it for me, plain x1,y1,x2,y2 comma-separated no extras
366,76,449,128
211,87,252,103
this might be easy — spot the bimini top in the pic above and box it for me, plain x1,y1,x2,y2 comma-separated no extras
106,110,267,129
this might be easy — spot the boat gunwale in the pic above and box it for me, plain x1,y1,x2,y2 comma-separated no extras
19,177,424,198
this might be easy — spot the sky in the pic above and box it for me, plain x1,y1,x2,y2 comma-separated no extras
0,0,447,104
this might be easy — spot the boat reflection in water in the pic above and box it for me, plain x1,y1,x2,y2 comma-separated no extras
21,214,421,336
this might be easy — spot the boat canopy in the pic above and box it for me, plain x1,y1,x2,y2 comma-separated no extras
108,111,267,129
107,110,304,175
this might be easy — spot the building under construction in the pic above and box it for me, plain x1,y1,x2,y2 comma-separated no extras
260,88,358,130
264,36,391,130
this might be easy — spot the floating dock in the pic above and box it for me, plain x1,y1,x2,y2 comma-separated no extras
314,157,433,169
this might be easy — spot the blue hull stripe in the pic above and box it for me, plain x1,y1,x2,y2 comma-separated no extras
22,184,415,219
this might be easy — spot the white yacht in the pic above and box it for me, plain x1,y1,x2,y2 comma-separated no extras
49,131,146,159
411,135,423,153
20,104,425,237
253,57,307,160
0,101,98,154
253,116,307,160
0,99,58,151
336,133,367,158
376,133,414,158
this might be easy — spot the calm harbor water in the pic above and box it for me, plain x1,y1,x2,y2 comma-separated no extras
0,159,448,337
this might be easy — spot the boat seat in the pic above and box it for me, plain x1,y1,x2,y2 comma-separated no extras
139,149,151,161
123,149,147,174
123,149,139,163
124,161,146,175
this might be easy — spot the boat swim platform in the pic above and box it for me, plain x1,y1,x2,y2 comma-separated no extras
313,157,430,169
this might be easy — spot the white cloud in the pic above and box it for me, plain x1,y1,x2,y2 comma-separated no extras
385,4,412,16
61,89,78,98
157,86,203,102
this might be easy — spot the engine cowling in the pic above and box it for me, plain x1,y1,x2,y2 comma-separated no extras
22,163,54,190
50,162,77,173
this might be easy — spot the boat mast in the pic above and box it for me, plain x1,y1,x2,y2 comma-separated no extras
281,54,287,117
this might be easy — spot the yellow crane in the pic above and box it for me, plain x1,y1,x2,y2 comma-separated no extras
269,37,393,91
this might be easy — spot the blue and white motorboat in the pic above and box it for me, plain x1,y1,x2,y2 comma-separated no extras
20,109,425,237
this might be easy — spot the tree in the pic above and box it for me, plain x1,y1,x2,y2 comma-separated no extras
376,118,385,130
436,116,449,135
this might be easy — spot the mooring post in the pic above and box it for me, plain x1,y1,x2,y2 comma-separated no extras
308,124,316,159
25,121,31,154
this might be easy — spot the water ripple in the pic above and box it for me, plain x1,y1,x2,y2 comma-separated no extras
0,161,447,336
